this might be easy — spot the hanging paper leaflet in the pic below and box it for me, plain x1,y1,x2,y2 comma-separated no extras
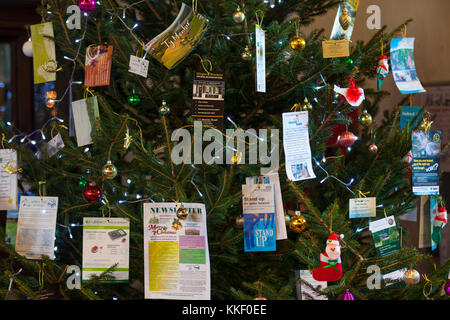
30,22,57,84
143,203,210,300
0,149,18,210
330,0,360,41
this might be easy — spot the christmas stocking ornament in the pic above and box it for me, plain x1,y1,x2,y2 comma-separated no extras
312,233,344,282
376,55,389,90
432,203,447,245
334,78,365,107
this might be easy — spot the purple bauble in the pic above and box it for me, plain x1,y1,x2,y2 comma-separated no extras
78,0,96,13
445,280,450,296
342,289,355,300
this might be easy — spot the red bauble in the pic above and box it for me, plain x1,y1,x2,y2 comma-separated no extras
78,0,96,13
82,182,102,203
338,131,358,148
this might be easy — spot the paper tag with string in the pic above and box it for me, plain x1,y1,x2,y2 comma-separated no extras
129,44,149,78
349,191,376,218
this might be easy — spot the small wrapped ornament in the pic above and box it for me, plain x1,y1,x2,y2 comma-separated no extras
342,290,355,300
334,77,365,107
77,0,96,13
338,131,358,148
102,160,117,179
312,233,344,282
403,268,420,285
127,91,141,107
82,182,102,203
232,6,245,23
359,110,373,127
176,203,188,220
289,212,307,233
159,100,170,116
377,55,389,90
241,46,252,61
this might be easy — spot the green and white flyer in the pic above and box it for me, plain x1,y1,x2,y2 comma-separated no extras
369,215,401,257
82,217,130,283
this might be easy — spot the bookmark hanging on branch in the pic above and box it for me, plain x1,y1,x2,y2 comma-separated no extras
255,10,266,93
377,38,390,90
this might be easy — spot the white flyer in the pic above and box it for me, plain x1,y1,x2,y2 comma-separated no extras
72,96,100,147
246,173,287,240
129,55,149,78
349,197,376,218
15,196,58,260
255,25,266,93
0,149,18,210
282,112,316,181
143,202,210,300
82,217,130,282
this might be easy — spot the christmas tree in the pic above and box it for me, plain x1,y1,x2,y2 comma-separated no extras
0,0,448,301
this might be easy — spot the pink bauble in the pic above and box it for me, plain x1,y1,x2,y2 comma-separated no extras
253,297,267,300
78,0,96,13
368,144,378,154
445,280,450,296
338,131,358,148
342,290,355,300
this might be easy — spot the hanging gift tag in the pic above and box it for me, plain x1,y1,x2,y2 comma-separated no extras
47,133,65,158
246,173,287,240
242,182,276,252
84,45,113,87
15,196,58,260
349,197,376,218
143,203,211,300
129,55,149,78
412,130,441,195
295,270,328,300
0,149,18,210
282,111,316,181
144,3,208,70
82,217,130,283
192,72,225,130
330,0,360,41
72,96,100,147
30,22,57,84
255,24,266,93
322,39,350,58
369,215,401,257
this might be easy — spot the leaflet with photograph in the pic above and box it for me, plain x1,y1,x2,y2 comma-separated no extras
246,173,287,240
411,130,441,195
330,0,360,41
72,96,100,147
390,38,425,94
15,196,58,260
349,197,376,218
242,183,276,252
192,72,225,130
255,25,266,93
369,215,401,257
282,112,316,182
30,22,56,84
143,202,210,300
82,217,130,282
144,3,208,70
84,45,113,87
0,149,18,210
295,270,327,300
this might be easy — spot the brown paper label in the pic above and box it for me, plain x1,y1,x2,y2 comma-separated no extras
322,40,350,58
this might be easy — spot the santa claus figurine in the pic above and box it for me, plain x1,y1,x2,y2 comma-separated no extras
312,233,344,282
432,203,447,245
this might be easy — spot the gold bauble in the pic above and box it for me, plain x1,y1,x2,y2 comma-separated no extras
232,7,245,23
290,36,306,50
403,269,421,285
241,46,252,61
102,160,117,179
236,216,244,228
368,144,378,154
418,119,433,132
359,110,373,126
289,214,307,233
176,204,188,220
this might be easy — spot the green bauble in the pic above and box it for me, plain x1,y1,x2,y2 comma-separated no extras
127,92,141,107
344,57,354,67
78,177,87,188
